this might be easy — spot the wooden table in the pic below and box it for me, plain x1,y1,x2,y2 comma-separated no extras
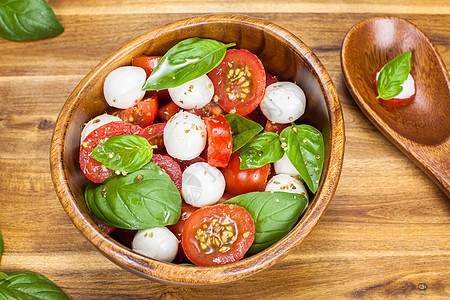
0,1,448,299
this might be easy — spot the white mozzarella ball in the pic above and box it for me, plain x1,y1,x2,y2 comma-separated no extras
260,82,306,124
182,162,225,207
163,111,207,160
168,75,214,109
103,66,146,109
80,114,122,144
132,227,179,263
274,153,301,177
265,174,309,202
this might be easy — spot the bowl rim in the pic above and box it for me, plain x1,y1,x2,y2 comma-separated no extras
50,14,345,285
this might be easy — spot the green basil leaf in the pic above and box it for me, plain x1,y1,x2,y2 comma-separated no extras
377,51,412,100
224,114,263,152
142,38,235,91
90,134,153,173
85,162,181,230
0,231,3,260
225,191,307,255
239,132,284,169
0,0,64,41
280,125,324,193
0,272,8,281
0,271,69,299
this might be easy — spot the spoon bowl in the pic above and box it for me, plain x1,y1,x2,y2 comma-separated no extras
341,16,450,198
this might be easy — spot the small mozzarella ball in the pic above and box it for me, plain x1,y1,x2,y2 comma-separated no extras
265,174,309,202
376,71,415,99
103,66,146,109
168,75,214,109
182,162,225,207
274,153,301,177
260,82,306,124
132,227,179,263
80,114,122,144
163,111,207,160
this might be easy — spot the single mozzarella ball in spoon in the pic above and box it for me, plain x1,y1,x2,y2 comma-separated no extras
274,153,301,177
376,71,415,99
80,114,122,144
182,162,225,207
103,66,146,109
260,82,306,124
265,174,309,202
168,75,214,109
132,227,179,263
164,111,207,160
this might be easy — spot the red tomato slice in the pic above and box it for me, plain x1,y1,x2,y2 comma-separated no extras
264,120,289,135
131,54,170,100
79,121,140,183
150,154,182,193
112,96,158,128
157,101,181,122
204,115,232,168
220,152,270,195
167,202,198,263
182,204,255,266
135,122,166,153
209,49,266,116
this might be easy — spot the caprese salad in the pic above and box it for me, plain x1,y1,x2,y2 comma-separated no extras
80,37,324,266
374,50,416,107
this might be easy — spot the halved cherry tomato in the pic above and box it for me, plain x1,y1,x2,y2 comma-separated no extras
150,154,182,193
182,204,255,266
220,152,270,195
131,54,170,100
265,72,279,86
91,214,116,235
167,202,198,263
209,49,266,116
171,156,207,172
264,120,289,135
246,106,267,127
188,100,226,118
157,101,181,122
79,121,140,183
112,96,158,128
204,115,232,168
135,122,166,153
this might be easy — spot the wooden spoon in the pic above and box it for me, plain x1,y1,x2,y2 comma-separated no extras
341,16,450,198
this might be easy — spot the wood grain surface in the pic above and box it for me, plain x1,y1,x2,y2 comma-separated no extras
0,1,449,299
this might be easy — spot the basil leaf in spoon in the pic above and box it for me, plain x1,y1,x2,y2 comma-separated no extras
0,0,64,41
280,125,324,193
90,134,153,174
142,37,235,91
239,132,284,169
224,114,263,152
376,51,412,100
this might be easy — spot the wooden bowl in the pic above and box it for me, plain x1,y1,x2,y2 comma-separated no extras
341,16,450,198
50,15,345,286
